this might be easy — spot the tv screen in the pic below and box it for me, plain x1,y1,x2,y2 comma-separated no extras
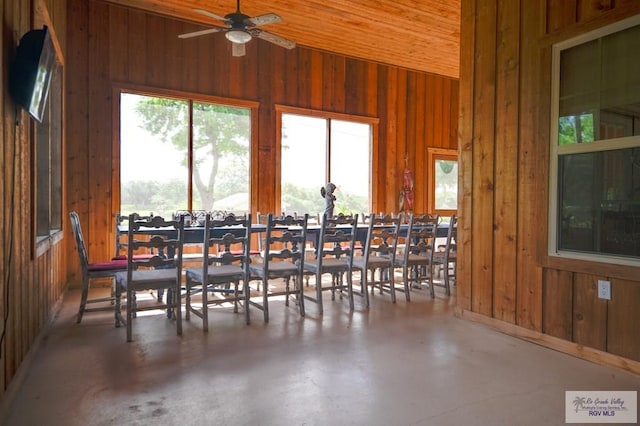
10,26,57,123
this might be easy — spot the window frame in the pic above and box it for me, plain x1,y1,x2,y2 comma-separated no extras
113,85,259,218
548,14,640,267
427,148,458,217
275,105,379,214
33,27,63,258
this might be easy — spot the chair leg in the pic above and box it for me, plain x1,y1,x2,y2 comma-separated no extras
126,289,134,342
262,277,269,322
201,279,209,333
175,283,182,336
77,276,90,323
316,271,324,314
347,270,355,311
244,278,251,325
185,275,192,321
284,278,290,307
404,268,411,302
297,273,305,317
114,281,122,328
428,264,435,299
443,264,451,296
360,269,370,308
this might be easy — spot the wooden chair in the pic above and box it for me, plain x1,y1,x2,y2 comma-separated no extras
185,213,252,331
69,211,128,324
432,214,457,295
112,212,154,260
393,213,441,299
114,214,185,342
303,213,359,313
248,213,308,322
352,213,401,305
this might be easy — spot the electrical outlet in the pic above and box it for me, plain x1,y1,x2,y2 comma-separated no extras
597,280,611,300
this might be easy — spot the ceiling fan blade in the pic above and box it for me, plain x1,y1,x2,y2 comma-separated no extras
232,42,246,57
194,8,232,25
247,13,282,27
178,27,223,39
254,30,296,50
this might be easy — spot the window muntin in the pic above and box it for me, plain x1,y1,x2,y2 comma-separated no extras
279,111,372,215
550,15,640,264
119,92,252,218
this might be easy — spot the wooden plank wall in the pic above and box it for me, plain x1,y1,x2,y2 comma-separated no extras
64,0,459,286
0,0,67,400
459,0,640,368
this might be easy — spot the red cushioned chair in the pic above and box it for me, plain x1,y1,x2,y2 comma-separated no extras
70,211,128,324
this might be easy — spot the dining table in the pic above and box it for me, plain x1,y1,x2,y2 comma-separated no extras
118,220,449,252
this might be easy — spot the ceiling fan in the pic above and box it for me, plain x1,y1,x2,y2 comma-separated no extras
178,0,296,57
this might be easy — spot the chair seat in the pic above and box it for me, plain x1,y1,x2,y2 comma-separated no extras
88,260,128,272
304,258,349,274
352,255,391,271
250,261,298,278
395,252,431,266
115,268,179,290
186,264,244,283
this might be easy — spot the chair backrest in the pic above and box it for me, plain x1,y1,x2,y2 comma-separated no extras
125,214,185,280
262,213,308,272
202,212,252,273
402,213,439,263
362,213,402,263
314,213,359,268
114,212,153,258
444,214,457,261
69,211,90,273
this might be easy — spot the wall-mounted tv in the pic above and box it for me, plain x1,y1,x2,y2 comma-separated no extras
9,26,57,123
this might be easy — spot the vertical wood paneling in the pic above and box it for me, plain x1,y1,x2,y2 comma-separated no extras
457,0,476,311
0,0,67,397
309,50,323,110
516,0,545,331
296,48,311,108
108,6,129,81
66,0,89,289
492,0,519,323
607,279,640,360
577,0,613,23
542,269,573,340
321,54,335,111
126,7,146,85
393,69,408,214
365,62,378,117
470,0,497,316
573,273,608,351
459,0,640,367
546,0,577,33
88,1,111,262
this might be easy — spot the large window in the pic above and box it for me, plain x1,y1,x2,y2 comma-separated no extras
550,16,640,264
277,106,375,215
119,92,256,218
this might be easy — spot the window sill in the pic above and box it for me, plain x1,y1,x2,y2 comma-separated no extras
36,229,63,258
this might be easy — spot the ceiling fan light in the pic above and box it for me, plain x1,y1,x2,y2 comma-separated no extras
226,30,252,44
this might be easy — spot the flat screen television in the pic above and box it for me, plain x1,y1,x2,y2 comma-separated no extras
9,26,57,123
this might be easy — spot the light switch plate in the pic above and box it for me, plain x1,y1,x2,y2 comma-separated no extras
597,280,611,300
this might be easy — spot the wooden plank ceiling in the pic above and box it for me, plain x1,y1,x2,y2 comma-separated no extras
100,0,461,78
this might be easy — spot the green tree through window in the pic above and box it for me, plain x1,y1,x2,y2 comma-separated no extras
120,93,251,217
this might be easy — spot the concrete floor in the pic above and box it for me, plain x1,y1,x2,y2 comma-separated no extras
2,281,639,426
